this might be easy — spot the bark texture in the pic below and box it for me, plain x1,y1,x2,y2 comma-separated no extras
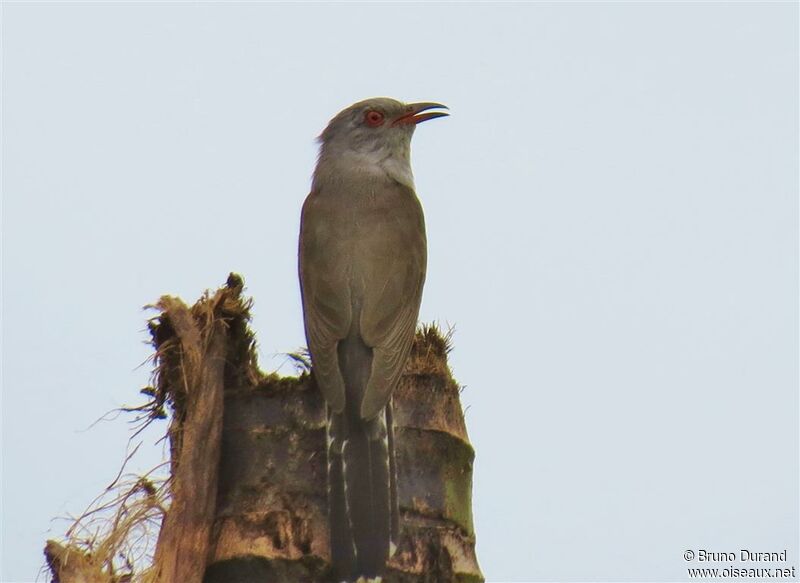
46,276,481,583
149,292,230,583
205,318,482,582
44,541,109,583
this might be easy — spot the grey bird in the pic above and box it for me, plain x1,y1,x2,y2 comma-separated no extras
298,97,448,581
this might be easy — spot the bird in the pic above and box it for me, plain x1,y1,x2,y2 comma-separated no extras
298,97,448,582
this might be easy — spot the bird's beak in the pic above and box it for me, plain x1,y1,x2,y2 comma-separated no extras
392,102,449,126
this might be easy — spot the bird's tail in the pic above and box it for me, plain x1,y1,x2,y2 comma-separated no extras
327,403,398,581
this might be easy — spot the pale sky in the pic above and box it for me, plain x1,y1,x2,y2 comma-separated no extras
2,2,798,582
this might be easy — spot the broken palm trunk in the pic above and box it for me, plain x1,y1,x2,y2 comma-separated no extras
46,275,482,583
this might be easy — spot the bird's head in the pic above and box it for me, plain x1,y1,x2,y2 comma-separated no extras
319,97,448,147
316,97,448,167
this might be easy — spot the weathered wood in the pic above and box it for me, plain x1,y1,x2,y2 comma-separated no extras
149,289,231,583
44,541,110,583
45,277,481,583
204,322,482,583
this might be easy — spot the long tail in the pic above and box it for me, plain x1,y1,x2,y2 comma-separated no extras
328,335,398,581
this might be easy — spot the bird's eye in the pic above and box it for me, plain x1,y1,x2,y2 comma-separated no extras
364,110,385,127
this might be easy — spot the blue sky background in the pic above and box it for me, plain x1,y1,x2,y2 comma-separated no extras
2,2,798,582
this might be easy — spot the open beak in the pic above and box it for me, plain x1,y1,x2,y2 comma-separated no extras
392,102,449,126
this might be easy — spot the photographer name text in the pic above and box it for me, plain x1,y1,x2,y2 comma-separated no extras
692,549,788,562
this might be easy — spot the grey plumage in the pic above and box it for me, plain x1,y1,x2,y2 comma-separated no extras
298,97,447,581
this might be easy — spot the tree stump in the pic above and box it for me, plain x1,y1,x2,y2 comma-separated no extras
46,275,482,583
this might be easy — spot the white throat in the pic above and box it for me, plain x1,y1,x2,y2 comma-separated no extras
332,148,415,190
344,150,414,190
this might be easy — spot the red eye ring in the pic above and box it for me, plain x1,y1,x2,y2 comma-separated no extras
365,110,385,127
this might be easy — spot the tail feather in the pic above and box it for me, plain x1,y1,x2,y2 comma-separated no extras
329,330,398,581
342,412,391,577
386,400,400,551
328,406,396,581
327,411,356,579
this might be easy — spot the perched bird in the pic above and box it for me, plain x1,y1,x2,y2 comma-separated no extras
298,98,448,581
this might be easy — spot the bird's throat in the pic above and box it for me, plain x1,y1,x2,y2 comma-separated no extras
315,149,415,191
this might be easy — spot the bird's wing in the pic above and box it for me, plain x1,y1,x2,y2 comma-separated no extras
299,192,350,413
359,186,427,420
361,301,421,420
